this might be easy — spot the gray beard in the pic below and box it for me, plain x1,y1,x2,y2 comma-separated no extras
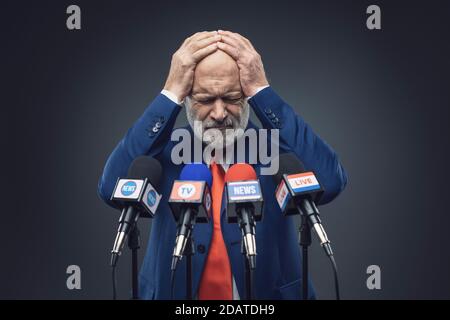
185,97,250,150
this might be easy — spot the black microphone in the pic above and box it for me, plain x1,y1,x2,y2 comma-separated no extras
274,153,333,257
168,163,212,271
109,156,162,267
225,163,264,270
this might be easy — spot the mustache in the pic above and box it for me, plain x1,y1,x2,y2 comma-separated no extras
203,117,235,130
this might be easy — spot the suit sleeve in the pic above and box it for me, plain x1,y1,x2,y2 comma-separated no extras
248,87,348,204
97,94,182,207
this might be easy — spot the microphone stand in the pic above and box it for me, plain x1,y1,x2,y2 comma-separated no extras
297,203,311,300
128,225,140,300
185,236,195,300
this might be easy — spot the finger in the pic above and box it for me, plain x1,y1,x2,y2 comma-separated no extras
221,31,259,57
187,31,218,44
190,34,221,52
219,34,243,50
218,30,251,50
217,41,240,60
181,31,208,47
183,31,218,51
238,34,255,51
230,32,254,50
192,42,219,62
181,36,191,47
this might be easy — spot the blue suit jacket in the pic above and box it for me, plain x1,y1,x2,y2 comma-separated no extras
98,87,347,300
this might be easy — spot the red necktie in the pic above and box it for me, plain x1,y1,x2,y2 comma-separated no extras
198,162,233,300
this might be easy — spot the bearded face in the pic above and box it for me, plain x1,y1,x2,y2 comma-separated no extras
184,50,250,150
185,96,250,149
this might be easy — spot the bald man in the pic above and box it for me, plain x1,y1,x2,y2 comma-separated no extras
98,31,347,300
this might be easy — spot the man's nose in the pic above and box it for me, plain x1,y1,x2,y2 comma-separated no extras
209,99,227,122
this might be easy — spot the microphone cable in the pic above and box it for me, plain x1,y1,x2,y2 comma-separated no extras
170,268,176,300
328,254,340,300
112,265,118,300
248,266,255,300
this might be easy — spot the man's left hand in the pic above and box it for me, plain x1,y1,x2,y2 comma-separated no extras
217,30,269,97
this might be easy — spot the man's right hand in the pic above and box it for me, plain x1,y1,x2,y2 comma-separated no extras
163,31,221,103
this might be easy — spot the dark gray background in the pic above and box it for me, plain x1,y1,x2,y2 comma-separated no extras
2,0,450,299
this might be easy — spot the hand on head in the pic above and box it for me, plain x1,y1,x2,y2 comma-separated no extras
164,30,269,102
216,30,269,97
164,30,268,149
163,31,222,102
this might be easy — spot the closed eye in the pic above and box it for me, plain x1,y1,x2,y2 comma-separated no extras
194,96,243,105
223,97,243,104
197,98,215,104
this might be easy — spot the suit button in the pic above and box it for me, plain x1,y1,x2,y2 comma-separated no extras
155,122,162,128
273,117,279,123
264,108,272,114
152,127,159,133
197,244,206,254
268,113,276,119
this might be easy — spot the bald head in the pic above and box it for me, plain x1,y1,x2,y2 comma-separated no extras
192,50,241,97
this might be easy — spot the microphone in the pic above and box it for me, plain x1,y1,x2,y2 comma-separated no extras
168,163,212,271
274,153,333,257
109,156,162,267
225,163,263,270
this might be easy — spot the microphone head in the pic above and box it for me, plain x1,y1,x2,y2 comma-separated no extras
127,156,162,187
225,163,263,223
273,153,305,186
225,163,257,182
180,163,213,189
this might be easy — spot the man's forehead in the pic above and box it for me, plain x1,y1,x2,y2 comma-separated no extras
192,89,242,98
191,78,241,96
